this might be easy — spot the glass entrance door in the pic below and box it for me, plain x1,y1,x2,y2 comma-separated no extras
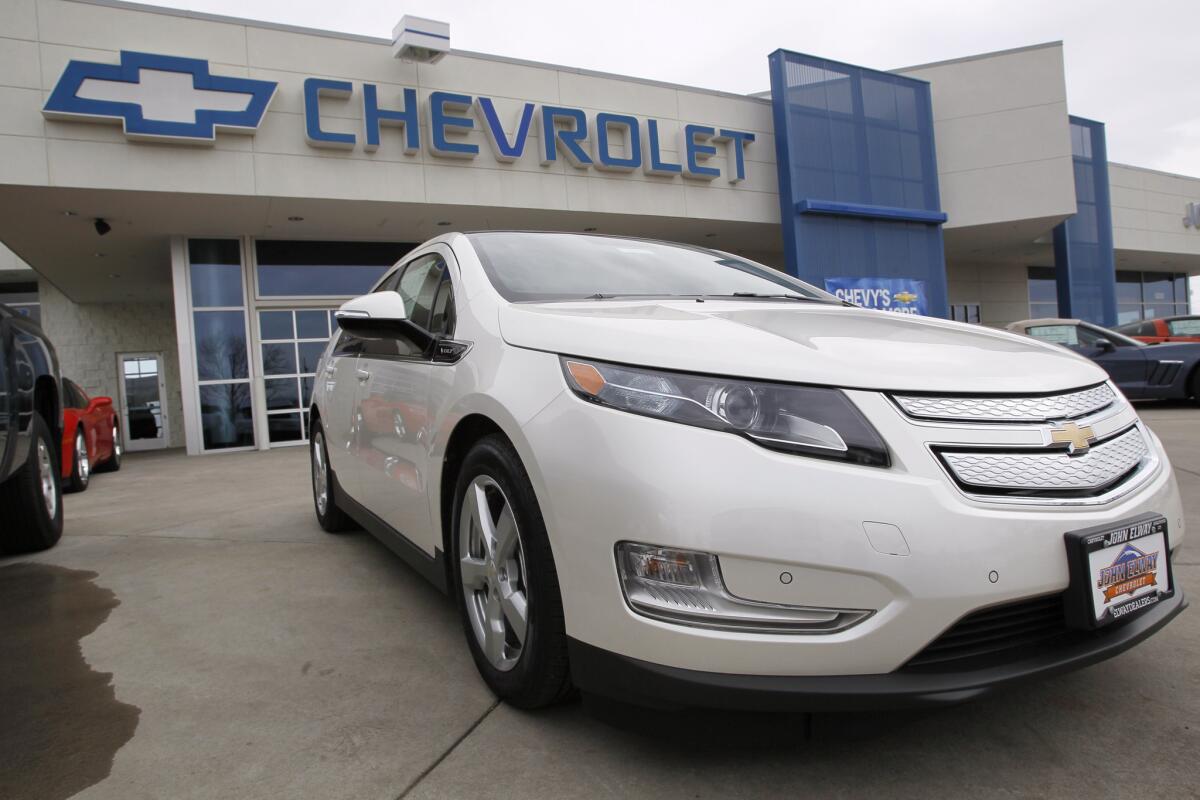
117,352,169,451
257,308,338,447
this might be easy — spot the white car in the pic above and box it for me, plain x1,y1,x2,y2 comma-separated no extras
310,232,1187,710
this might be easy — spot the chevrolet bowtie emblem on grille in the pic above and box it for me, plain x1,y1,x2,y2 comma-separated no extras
1049,421,1097,455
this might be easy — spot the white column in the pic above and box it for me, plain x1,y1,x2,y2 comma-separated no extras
170,236,203,455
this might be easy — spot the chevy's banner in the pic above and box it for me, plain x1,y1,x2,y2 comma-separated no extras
824,277,928,315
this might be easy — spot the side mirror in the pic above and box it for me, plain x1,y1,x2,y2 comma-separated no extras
88,396,113,411
1096,339,1116,353
335,292,431,346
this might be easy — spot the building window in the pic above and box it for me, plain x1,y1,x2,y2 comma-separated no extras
950,303,980,324
188,239,255,451
0,282,40,324
254,241,415,298
1027,267,1058,319
1115,269,1191,324
257,308,338,445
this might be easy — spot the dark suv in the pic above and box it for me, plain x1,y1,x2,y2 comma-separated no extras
0,303,64,554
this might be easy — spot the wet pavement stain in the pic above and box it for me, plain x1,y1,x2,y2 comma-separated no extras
0,562,140,800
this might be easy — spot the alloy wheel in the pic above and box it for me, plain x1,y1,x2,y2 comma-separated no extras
76,432,89,482
312,431,329,516
459,475,529,672
112,425,121,458
38,439,57,518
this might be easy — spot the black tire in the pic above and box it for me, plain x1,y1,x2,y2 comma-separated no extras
94,422,122,473
1190,368,1200,407
0,412,65,555
450,434,572,709
310,419,355,533
65,427,89,493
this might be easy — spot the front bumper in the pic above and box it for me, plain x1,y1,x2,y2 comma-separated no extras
519,368,1187,679
569,590,1188,711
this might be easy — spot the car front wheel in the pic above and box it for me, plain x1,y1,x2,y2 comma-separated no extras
65,428,89,493
95,423,122,473
451,435,572,709
310,420,354,533
0,413,64,554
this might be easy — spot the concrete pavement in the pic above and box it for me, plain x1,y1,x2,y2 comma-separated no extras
1,406,1198,799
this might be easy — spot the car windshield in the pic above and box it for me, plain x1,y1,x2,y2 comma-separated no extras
466,232,837,304
1169,318,1200,336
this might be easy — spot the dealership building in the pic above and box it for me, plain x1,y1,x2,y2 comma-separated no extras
1,0,1197,457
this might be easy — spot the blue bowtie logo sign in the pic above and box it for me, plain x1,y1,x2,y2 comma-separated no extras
43,51,277,144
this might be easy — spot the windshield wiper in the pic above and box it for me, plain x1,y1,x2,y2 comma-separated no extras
578,293,693,300
708,292,820,302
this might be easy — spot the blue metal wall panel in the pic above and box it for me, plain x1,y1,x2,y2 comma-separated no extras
1052,117,1118,326
769,50,950,318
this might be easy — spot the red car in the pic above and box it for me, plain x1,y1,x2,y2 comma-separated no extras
61,378,122,492
1116,315,1200,344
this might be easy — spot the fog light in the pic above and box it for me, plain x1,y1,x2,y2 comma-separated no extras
624,546,702,586
615,543,872,635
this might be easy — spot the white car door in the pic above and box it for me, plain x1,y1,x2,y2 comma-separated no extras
320,323,367,500
353,253,450,551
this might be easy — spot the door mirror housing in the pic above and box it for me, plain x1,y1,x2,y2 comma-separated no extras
88,396,113,411
335,291,432,346
1095,338,1116,353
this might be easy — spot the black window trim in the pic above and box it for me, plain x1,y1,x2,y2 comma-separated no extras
342,246,462,364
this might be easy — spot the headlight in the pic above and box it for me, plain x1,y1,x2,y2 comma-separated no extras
560,357,889,467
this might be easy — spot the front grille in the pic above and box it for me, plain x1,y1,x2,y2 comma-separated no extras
937,425,1148,497
893,383,1115,423
903,594,1071,672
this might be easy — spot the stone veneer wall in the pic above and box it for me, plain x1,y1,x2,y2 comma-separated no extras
37,280,185,448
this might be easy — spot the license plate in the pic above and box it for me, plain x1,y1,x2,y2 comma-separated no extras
1064,514,1174,629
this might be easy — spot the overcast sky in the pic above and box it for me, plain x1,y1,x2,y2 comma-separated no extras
142,0,1200,178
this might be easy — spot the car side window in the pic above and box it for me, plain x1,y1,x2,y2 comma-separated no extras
428,273,456,337
396,255,447,331
1074,327,1108,348
373,267,402,293
64,379,88,409
1026,325,1079,347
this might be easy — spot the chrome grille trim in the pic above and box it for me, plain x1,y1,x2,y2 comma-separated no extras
893,383,1116,423
938,426,1148,494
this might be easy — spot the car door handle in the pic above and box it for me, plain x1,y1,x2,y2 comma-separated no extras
356,368,371,382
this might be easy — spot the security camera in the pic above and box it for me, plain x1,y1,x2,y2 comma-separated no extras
94,218,111,236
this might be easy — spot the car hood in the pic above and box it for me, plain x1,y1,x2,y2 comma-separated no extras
497,300,1109,393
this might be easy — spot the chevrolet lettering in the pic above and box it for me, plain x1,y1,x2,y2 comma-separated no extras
43,51,756,183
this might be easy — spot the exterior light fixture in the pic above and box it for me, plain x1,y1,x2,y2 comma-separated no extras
392,16,449,63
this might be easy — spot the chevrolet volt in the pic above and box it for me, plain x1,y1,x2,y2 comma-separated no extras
310,232,1186,710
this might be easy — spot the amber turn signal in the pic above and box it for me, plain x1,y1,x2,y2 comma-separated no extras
565,360,606,396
